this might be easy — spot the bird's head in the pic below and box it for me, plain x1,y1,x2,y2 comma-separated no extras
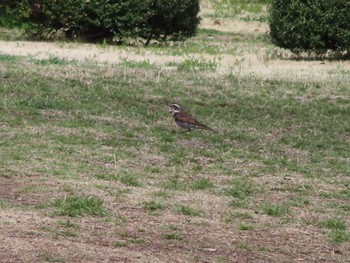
169,103,182,115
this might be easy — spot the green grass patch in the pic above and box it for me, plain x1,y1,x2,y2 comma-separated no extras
227,211,254,221
52,195,107,217
262,203,291,217
143,200,166,214
119,59,156,69
0,53,19,62
113,240,128,247
119,173,142,187
239,224,255,231
329,230,350,243
191,178,214,190
31,56,78,66
321,190,350,200
318,218,347,230
162,232,182,240
162,225,183,240
175,204,202,217
39,252,65,263
41,225,78,238
211,0,270,19
225,177,256,199
167,57,217,72
162,177,188,191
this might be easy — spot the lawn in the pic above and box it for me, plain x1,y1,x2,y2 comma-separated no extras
0,1,350,262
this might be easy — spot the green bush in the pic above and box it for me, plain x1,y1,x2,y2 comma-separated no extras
269,0,350,57
0,0,200,45
0,0,28,28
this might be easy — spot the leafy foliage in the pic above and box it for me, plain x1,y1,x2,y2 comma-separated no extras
0,0,29,28
0,0,200,45
269,0,350,57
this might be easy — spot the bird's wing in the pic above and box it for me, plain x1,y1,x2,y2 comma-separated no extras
175,112,208,127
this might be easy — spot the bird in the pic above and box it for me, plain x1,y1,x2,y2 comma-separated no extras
169,104,217,133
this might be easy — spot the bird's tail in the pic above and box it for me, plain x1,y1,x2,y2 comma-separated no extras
201,125,218,133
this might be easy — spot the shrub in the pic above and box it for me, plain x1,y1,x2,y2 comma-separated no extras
269,0,350,57
0,0,28,28
0,0,201,45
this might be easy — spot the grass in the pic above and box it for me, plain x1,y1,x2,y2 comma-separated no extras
225,177,256,199
239,224,255,231
210,0,270,20
113,240,128,247
262,203,291,217
41,225,78,238
143,200,166,214
330,230,350,243
317,218,350,243
175,204,202,216
119,59,156,69
52,195,107,217
162,225,183,240
1,4,350,261
39,252,65,263
167,57,218,71
191,178,214,190
318,218,347,230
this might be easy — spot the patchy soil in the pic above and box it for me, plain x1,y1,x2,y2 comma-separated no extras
1,173,349,263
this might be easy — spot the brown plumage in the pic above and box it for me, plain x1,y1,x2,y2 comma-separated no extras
169,104,217,133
